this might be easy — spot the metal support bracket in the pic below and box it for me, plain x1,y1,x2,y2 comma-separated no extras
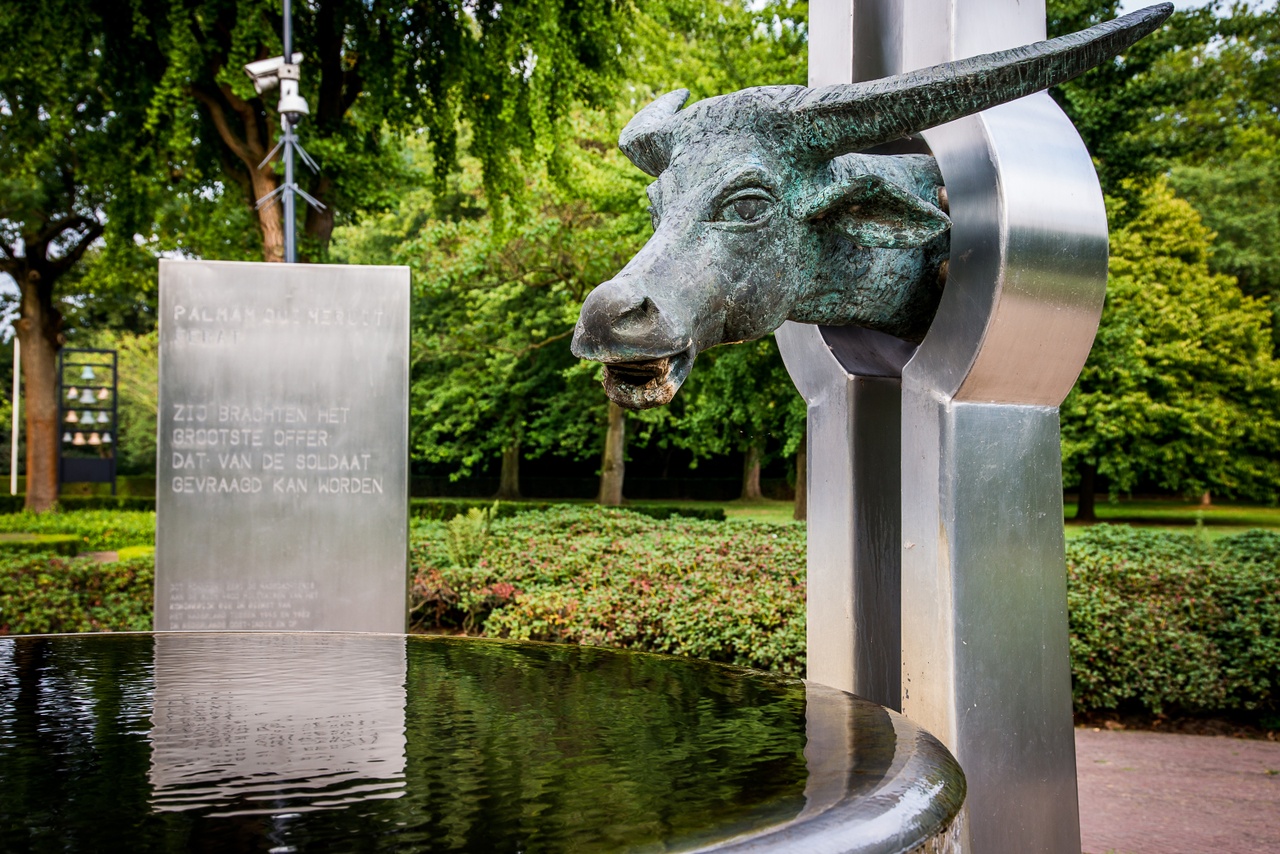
779,0,1108,849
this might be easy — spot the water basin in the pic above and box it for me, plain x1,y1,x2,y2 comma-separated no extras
0,633,963,852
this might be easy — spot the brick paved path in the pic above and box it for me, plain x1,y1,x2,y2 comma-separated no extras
1077,728,1280,854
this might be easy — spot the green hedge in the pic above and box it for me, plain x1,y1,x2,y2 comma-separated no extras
56,496,157,512
0,496,724,521
0,510,156,552
1067,525,1279,719
410,506,804,674
0,495,157,513
409,498,724,522
409,511,1278,719
6,476,158,497
1,507,1275,723
0,533,81,557
0,555,153,635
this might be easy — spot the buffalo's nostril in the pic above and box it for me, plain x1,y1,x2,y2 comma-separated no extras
573,280,687,361
614,296,662,335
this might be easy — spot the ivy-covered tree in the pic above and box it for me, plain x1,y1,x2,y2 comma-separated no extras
0,0,163,510
148,0,634,262
1061,180,1280,518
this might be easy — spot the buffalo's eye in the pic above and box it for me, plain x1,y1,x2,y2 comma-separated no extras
715,190,773,225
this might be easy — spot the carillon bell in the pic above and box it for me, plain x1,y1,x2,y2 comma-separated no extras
80,365,96,381
72,432,86,446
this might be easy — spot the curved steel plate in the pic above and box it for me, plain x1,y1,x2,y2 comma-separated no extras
910,95,1108,405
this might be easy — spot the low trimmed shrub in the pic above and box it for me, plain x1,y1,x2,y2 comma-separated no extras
0,510,155,552
1066,525,1279,718
410,506,804,674
0,533,81,557
1,505,1275,724
0,554,153,635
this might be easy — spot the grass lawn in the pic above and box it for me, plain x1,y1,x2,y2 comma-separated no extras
1064,499,1280,537
638,495,1280,531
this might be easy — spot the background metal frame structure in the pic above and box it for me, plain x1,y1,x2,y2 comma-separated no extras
779,0,1109,849
57,347,118,495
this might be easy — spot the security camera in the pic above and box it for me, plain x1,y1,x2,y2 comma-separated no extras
243,53,304,94
243,53,309,117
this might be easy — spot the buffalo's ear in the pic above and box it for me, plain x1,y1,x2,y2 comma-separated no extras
619,89,690,177
797,173,951,248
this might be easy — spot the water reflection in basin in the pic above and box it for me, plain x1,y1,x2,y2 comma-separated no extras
0,633,963,852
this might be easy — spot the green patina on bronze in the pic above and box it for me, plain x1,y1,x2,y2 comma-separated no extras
571,3,1172,410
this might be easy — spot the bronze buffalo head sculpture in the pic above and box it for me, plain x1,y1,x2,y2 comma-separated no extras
571,4,1171,409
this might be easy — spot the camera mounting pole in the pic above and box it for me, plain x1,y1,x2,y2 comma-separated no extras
246,0,325,264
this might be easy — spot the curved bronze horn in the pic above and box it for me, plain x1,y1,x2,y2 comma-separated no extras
791,3,1172,159
618,88,691,177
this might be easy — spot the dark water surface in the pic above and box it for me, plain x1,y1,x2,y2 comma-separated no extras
0,633,959,853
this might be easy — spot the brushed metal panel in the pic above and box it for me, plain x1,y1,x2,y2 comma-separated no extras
799,0,1101,850
900,396,1080,852
913,98,1108,406
781,0,916,710
809,0,856,87
778,323,912,710
155,260,410,633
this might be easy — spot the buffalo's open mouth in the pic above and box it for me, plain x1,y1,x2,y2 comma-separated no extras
601,350,694,410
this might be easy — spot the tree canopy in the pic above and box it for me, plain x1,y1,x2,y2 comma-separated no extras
0,0,165,509
1061,180,1280,511
11,0,1276,513
1050,0,1280,507
331,0,810,498
147,0,636,260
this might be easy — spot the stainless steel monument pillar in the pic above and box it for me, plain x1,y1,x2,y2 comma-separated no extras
778,0,1107,849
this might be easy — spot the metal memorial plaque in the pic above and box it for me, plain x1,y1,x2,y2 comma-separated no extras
155,260,410,632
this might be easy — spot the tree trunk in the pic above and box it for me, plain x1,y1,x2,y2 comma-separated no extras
741,443,763,500
17,273,61,512
1199,490,1212,507
1074,461,1097,522
793,432,807,522
304,175,336,258
597,402,626,506
190,85,284,262
496,442,521,500
251,168,285,263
